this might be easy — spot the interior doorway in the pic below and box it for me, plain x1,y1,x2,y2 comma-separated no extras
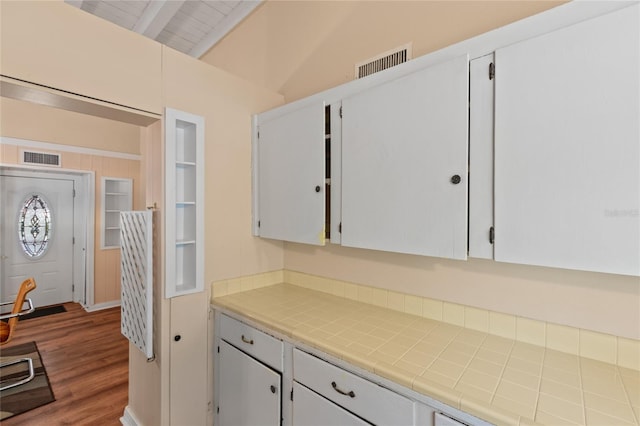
0,166,94,307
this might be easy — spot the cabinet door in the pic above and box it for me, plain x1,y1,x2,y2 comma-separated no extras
256,103,326,245
494,4,639,275
468,54,495,260
170,293,208,425
341,55,469,259
292,383,370,426
218,341,281,426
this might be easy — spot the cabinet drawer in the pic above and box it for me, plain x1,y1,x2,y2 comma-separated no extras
219,314,283,372
434,412,467,426
294,349,414,425
293,382,369,426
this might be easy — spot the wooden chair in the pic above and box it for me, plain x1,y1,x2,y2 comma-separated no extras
0,278,37,392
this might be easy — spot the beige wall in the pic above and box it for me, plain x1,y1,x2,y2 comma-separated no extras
130,46,285,426
206,0,639,341
285,245,640,340
131,121,163,426
0,98,144,305
0,0,162,114
162,48,285,286
202,0,564,102
1,2,285,425
5,0,637,423
0,97,141,154
2,2,286,423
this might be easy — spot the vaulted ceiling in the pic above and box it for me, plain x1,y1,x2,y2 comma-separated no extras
65,0,262,58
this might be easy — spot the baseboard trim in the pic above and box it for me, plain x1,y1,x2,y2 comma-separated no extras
84,300,121,312
120,406,140,426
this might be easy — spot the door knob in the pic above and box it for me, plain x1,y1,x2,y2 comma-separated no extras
315,185,321,193
450,175,461,185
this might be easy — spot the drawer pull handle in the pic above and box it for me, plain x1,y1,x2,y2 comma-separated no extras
331,381,355,398
241,335,254,345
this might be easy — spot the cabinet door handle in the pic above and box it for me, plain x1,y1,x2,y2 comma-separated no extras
241,335,254,345
331,381,355,398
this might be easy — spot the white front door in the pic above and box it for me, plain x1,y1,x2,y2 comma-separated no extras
0,175,74,307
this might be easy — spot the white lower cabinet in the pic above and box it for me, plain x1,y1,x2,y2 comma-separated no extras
293,348,414,425
219,313,283,371
218,340,281,426
433,412,467,426
215,314,284,426
293,382,370,426
214,311,491,426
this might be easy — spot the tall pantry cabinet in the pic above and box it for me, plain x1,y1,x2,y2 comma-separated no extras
164,108,208,425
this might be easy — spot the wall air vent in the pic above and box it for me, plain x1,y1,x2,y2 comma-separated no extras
355,43,412,79
21,150,61,167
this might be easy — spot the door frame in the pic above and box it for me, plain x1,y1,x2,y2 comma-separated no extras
0,164,95,307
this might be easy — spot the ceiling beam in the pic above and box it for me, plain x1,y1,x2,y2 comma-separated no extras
189,1,262,58
1,77,160,126
133,0,186,40
66,1,84,9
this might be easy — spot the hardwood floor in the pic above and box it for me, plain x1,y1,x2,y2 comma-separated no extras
2,302,128,425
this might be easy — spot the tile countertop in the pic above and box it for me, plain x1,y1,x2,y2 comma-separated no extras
212,283,640,426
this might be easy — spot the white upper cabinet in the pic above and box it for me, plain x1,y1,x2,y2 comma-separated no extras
468,54,495,260
255,102,327,245
494,4,639,275
341,55,469,259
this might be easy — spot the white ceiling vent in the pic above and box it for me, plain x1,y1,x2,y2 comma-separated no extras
21,150,61,167
355,43,412,79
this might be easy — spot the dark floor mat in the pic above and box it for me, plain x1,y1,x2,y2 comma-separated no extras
19,304,67,321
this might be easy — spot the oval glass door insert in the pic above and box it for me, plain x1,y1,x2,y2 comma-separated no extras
18,194,52,258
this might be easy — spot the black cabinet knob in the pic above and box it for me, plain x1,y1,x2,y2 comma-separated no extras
450,175,461,185
270,385,277,394
315,185,321,193
174,335,181,342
